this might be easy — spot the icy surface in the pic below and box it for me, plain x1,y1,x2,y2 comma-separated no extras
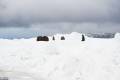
0,32,120,80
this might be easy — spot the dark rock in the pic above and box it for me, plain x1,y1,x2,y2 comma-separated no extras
61,36,65,40
81,34,85,41
37,36,49,41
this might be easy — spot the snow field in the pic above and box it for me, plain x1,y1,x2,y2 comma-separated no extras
0,32,120,80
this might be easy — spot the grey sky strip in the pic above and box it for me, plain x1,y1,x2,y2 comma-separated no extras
0,0,120,38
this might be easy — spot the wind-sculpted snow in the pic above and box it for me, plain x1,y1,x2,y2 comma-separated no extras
0,32,120,80
115,33,120,39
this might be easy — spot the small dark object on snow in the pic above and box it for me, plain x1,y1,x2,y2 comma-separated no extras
81,34,85,41
37,36,49,41
61,36,65,40
52,36,55,40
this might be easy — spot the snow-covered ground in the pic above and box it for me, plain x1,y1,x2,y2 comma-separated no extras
0,32,120,80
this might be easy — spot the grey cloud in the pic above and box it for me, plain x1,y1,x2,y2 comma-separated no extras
0,0,120,38
0,0,120,26
26,22,120,34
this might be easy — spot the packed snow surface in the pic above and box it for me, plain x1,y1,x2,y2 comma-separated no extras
0,32,120,80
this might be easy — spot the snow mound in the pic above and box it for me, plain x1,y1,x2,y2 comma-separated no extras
53,32,84,41
115,33,120,39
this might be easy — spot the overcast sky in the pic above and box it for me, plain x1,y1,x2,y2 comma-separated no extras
0,0,120,38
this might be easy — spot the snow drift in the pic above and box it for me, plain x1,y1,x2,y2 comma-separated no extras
0,32,120,80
